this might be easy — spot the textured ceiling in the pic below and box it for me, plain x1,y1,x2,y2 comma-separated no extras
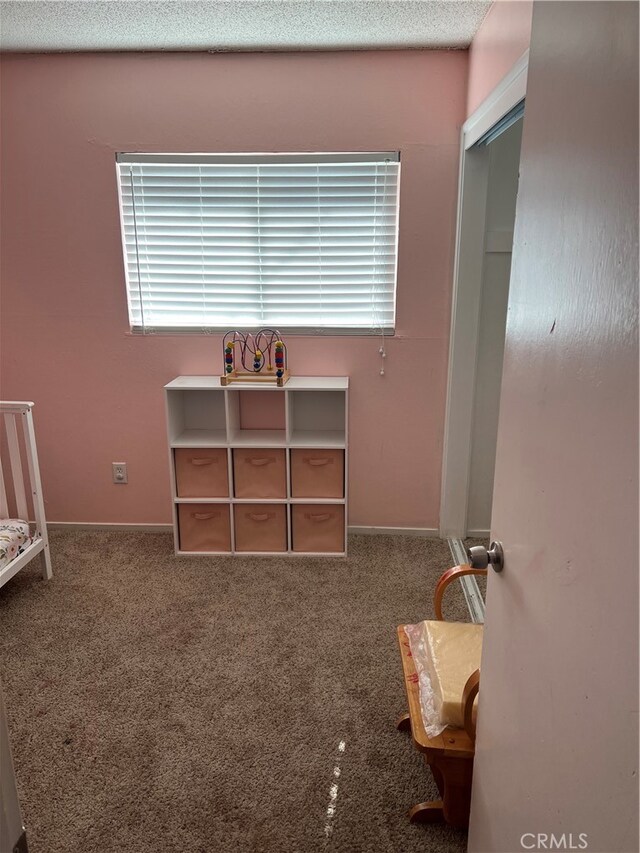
0,1,492,53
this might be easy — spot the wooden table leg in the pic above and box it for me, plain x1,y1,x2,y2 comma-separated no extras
429,761,446,799
408,800,445,824
428,754,473,829
396,712,411,732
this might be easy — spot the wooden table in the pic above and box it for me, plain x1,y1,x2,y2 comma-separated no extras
397,625,475,828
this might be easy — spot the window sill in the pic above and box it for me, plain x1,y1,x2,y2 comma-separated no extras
126,327,395,337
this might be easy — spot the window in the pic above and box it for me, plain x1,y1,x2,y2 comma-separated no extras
116,152,400,334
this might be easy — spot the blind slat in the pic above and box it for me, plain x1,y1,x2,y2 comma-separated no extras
117,153,399,331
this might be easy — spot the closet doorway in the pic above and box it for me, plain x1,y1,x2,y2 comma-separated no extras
466,117,523,537
440,54,528,545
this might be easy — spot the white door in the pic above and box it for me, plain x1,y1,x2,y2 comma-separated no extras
468,3,638,853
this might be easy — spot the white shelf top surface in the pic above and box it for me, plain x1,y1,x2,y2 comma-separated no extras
165,375,349,391
174,497,345,504
229,429,287,447
170,429,346,448
289,430,345,448
171,429,228,447
175,497,291,504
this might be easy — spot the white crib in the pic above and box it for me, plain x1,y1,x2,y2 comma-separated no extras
0,402,52,588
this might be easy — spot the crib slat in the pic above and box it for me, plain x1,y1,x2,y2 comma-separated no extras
4,413,28,521
0,457,8,518
21,408,52,579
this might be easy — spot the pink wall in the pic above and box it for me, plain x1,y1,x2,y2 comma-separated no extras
467,0,533,116
0,50,466,528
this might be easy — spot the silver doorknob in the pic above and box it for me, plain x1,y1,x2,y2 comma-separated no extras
467,540,504,573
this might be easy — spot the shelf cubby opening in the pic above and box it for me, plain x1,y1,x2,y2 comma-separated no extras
227,390,286,447
167,390,227,447
288,391,346,447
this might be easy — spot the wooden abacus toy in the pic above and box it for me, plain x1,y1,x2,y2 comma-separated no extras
220,329,290,387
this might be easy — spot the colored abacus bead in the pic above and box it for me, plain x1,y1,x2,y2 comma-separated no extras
276,369,283,378
226,365,233,373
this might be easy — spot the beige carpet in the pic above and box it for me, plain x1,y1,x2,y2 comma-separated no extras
0,530,472,853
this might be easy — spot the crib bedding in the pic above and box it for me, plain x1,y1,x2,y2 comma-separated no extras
0,520,33,572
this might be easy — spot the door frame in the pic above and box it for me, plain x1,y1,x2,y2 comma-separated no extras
439,51,529,539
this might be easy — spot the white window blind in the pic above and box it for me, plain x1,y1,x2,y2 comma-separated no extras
116,152,400,334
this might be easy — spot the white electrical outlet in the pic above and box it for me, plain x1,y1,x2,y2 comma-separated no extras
112,462,128,484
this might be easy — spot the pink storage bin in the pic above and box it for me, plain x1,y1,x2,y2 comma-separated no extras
290,449,344,498
178,504,231,552
233,449,286,498
292,504,345,553
174,448,229,497
234,503,287,552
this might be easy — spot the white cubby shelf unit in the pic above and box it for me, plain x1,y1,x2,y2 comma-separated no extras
165,376,349,557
